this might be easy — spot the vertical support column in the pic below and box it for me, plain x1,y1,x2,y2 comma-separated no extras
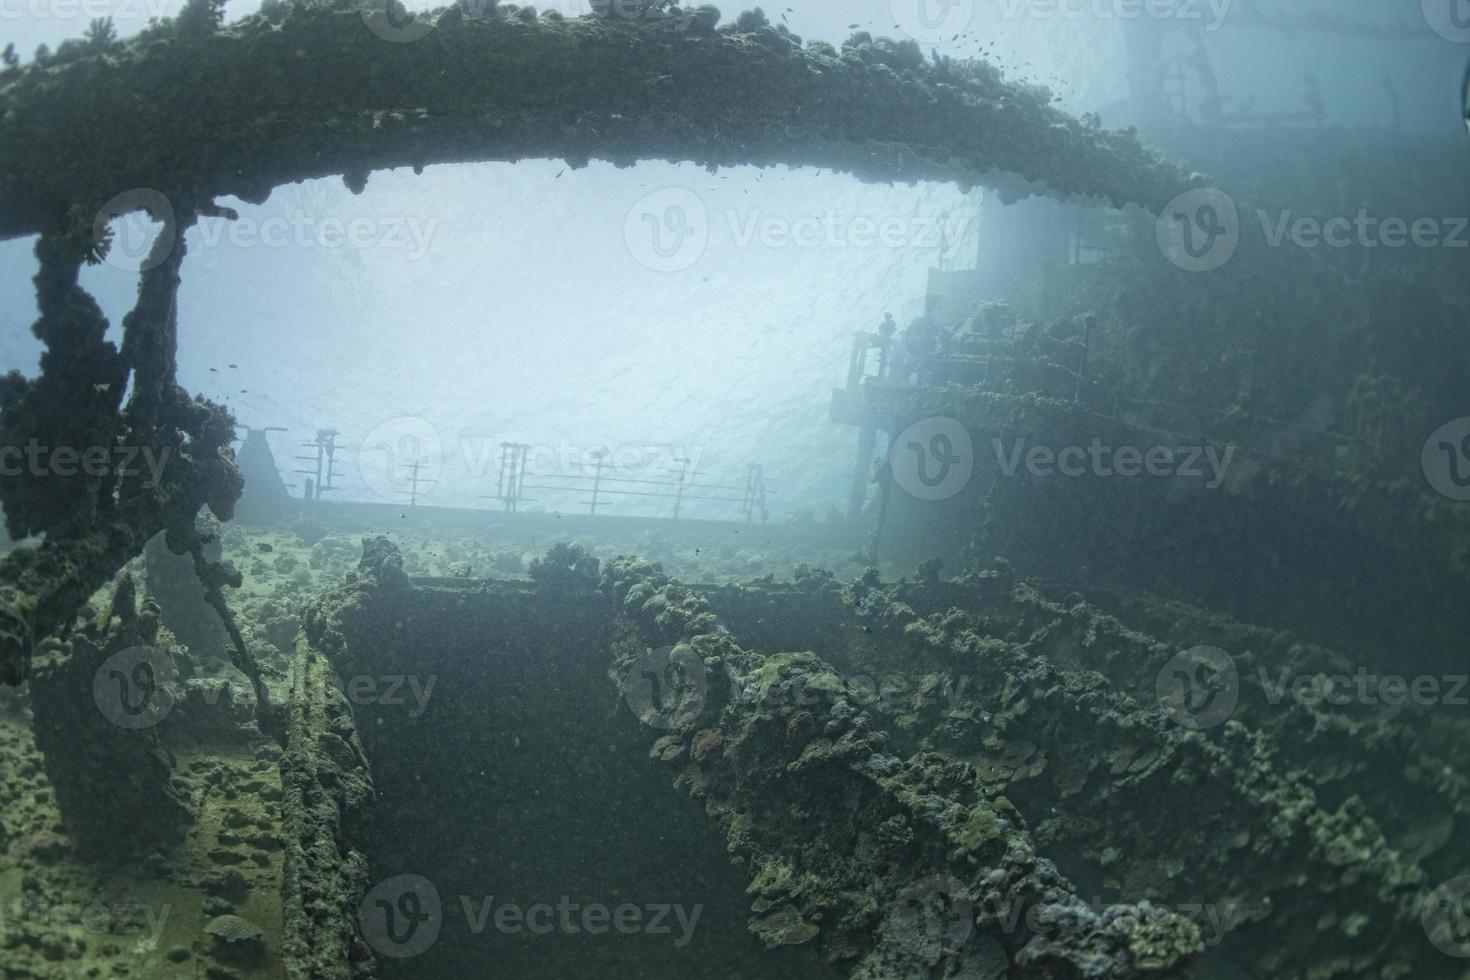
589,449,608,516
848,425,877,526
280,634,374,980
673,456,690,521
295,436,325,502
1075,315,1092,404
27,576,192,859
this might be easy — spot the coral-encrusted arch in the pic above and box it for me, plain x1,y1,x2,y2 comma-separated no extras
0,4,1191,688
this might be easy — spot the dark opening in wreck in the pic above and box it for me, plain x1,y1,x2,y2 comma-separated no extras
297,555,841,980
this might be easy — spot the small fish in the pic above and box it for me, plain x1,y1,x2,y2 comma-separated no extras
209,367,218,372
1463,60,1470,136
257,543,273,553
228,363,238,369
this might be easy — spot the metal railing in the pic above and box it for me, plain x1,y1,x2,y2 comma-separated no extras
483,443,773,523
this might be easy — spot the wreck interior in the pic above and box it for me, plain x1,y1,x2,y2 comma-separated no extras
313,569,843,980
2,3,1470,980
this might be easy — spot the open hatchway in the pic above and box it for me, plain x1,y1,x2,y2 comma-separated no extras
10,524,1470,980
293,534,1470,980
293,543,841,980
289,540,1211,980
